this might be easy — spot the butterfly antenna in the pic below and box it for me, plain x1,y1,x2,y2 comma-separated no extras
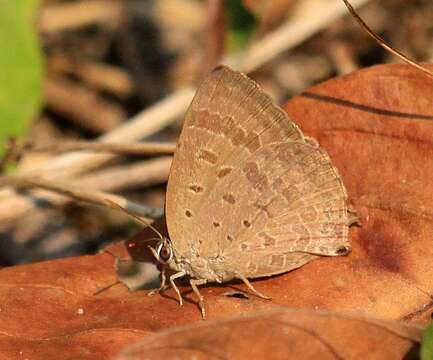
104,198,164,240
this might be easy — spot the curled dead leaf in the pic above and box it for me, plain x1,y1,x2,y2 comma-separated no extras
115,308,421,360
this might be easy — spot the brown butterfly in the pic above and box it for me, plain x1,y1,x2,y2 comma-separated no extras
126,65,353,318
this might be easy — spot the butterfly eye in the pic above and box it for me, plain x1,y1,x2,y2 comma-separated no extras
157,242,173,263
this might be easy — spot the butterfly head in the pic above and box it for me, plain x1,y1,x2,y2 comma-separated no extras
153,237,174,264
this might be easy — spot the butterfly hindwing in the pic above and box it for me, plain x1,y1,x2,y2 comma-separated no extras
189,140,349,277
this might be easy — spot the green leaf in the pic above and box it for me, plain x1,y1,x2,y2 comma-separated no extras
0,0,43,157
225,0,257,51
421,322,433,360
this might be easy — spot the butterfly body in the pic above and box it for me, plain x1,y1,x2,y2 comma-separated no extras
169,248,230,283
144,66,352,318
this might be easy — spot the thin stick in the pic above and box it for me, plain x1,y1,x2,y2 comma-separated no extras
39,0,123,32
0,175,163,220
341,0,433,80
76,156,172,190
44,76,127,134
23,140,176,156
0,157,171,224
49,54,134,99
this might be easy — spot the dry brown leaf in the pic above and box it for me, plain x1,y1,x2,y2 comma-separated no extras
115,308,421,360
284,64,433,324
0,64,432,359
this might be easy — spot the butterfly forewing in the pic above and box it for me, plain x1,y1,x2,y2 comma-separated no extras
166,66,304,255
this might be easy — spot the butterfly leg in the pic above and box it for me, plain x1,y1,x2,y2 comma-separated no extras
148,267,168,296
189,278,207,319
170,270,186,306
237,273,271,300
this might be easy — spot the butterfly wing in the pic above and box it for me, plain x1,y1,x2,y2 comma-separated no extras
195,140,350,278
166,66,304,258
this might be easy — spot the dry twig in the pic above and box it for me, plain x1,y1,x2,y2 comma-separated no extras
327,40,359,75
341,0,433,79
0,157,172,223
39,0,123,32
0,175,162,220
44,76,126,134
22,141,176,156
49,55,134,98
76,156,172,191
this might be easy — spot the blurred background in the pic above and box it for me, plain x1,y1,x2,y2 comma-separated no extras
0,0,432,266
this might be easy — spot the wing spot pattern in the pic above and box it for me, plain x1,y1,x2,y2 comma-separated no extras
222,194,236,204
243,220,251,228
185,210,193,218
245,132,262,153
190,110,219,133
189,184,204,193
243,162,269,192
217,167,233,178
231,125,247,145
198,149,218,164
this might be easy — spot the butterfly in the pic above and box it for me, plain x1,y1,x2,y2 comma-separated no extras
126,65,353,318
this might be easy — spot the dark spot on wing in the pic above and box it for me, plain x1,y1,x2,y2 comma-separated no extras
189,184,204,193
217,167,233,178
231,126,247,145
243,162,269,192
244,132,261,153
223,194,236,204
198,149,218,164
